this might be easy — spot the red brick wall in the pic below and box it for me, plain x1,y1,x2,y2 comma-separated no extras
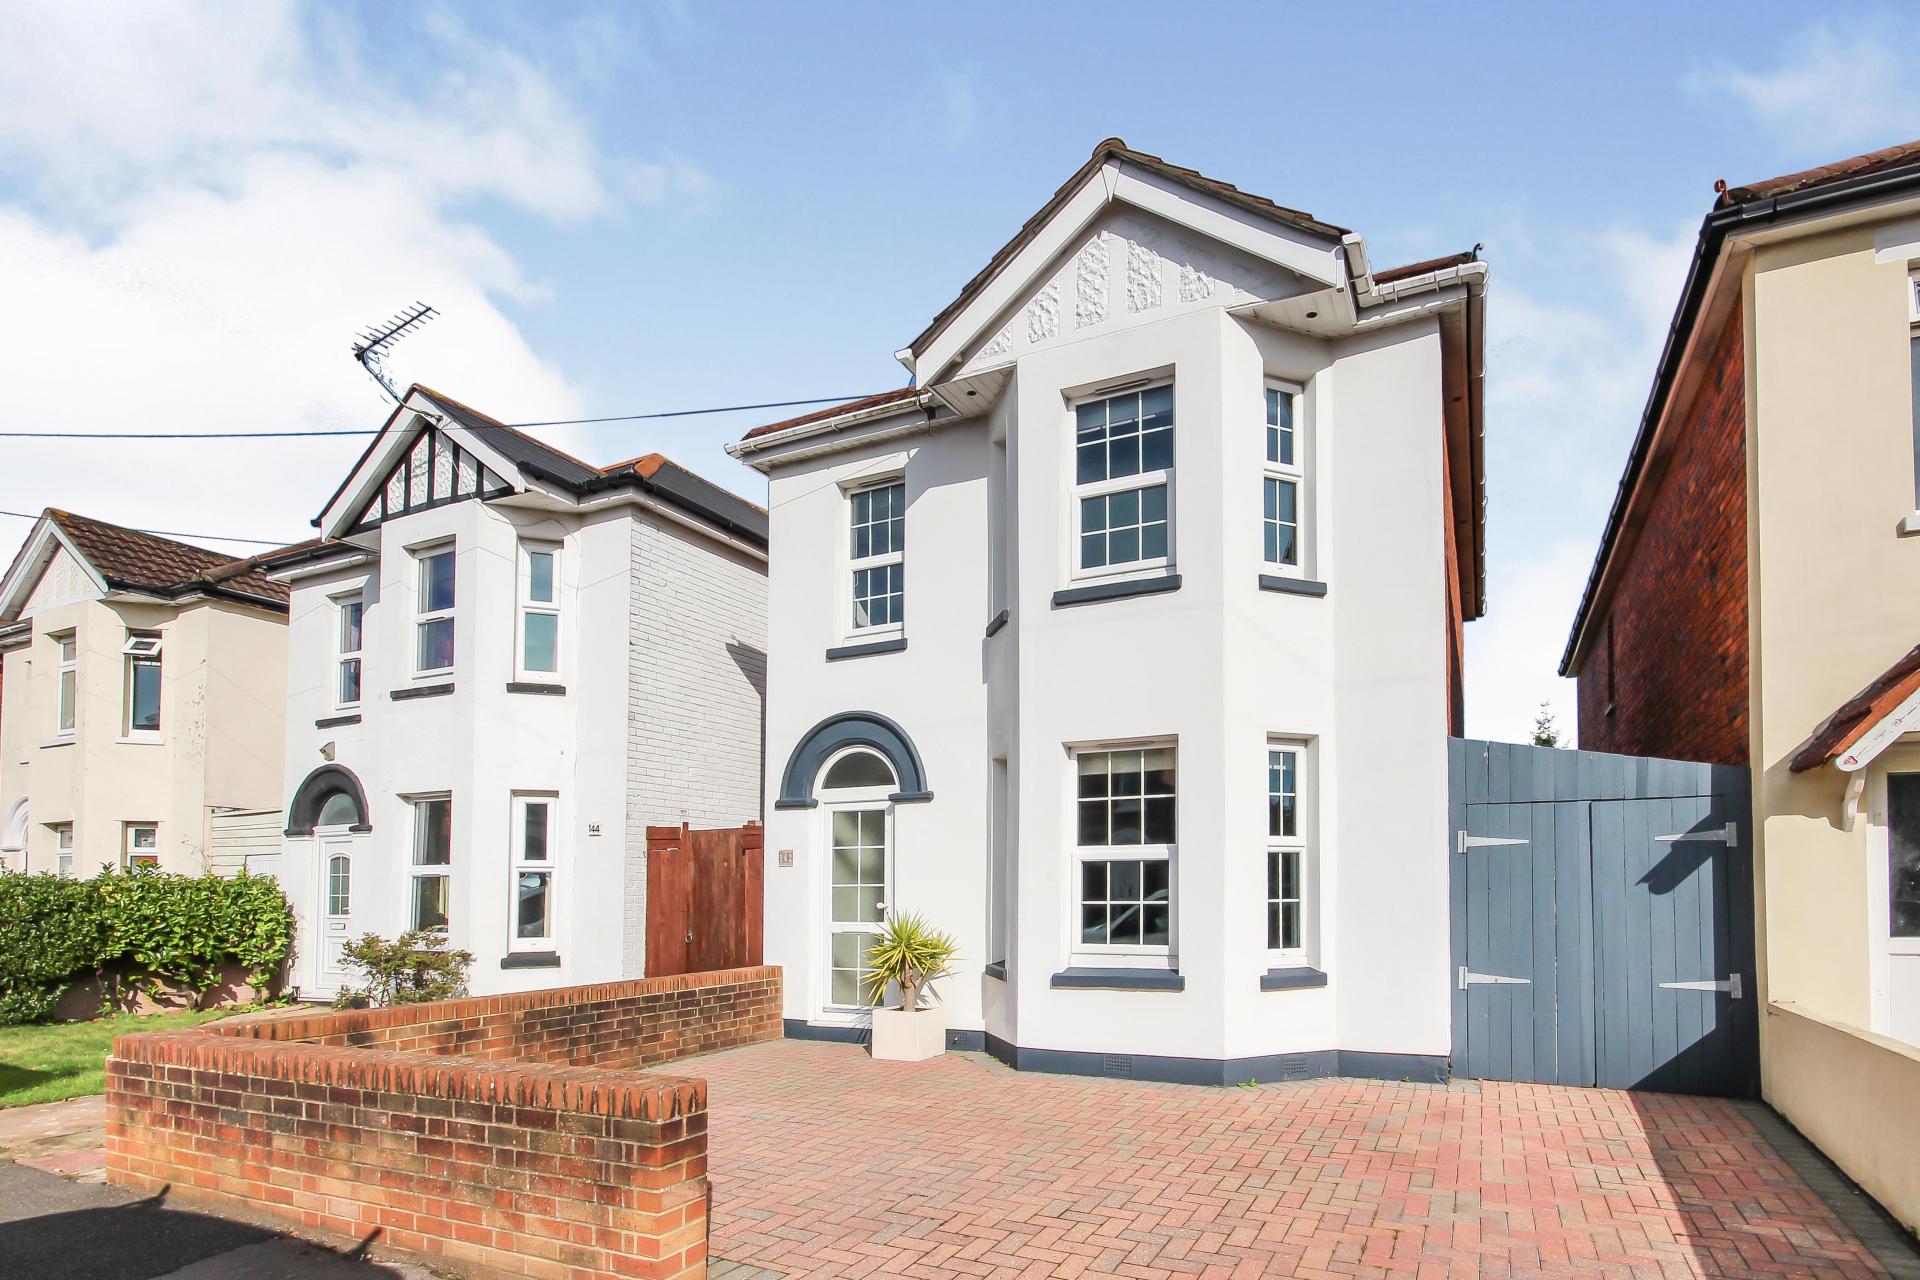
1575,307,1749,766
106,966,782,1280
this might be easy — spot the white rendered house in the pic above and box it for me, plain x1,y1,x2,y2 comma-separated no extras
262,386,768,999
0,510,288,878
729,140,1488,1082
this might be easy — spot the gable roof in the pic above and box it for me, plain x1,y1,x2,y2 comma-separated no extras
0,508,288,622
905,138,1349,361
1561,136,1920,675
1789,640,1920,772
317,385,767,548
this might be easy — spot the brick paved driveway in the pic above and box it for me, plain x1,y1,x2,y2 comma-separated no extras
698,1039,1892,1279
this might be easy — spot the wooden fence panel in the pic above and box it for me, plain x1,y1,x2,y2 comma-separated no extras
646,822,764,977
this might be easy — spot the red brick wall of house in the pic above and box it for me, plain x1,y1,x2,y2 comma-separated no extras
106,966,783,1280
1575,307,1749,766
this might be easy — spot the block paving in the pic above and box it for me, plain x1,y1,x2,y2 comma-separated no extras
700,1039,1899,1279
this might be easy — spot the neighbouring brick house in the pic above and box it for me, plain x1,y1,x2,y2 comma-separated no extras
256,385,768,1000
0,509,288,875
1562,138,1920,1232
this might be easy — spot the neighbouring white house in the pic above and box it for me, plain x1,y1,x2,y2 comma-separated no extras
259,385,768,999
729,139,1488,1082
0,509,289,877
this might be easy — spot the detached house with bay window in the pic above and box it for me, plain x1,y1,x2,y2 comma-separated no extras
260,386,767,999
730,139,1488,1083
0,509,288,876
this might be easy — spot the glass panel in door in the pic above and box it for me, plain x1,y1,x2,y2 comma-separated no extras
827,807,888,1008
317,835,355,994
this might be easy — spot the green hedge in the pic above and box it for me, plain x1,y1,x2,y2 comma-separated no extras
0,868,294,1025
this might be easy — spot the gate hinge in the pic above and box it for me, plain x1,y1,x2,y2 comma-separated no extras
1458,966,1531,989
1659,973,1743,999
1654,822,1737,846
1456,832,1529,854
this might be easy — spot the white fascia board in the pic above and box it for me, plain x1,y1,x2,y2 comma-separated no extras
317,392,533,539
571,489,770,564
265,549,378,586
1837,686,1920,772
0,518,109,621
726,396,932,469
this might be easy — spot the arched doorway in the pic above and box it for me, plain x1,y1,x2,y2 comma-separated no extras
285,764,371,997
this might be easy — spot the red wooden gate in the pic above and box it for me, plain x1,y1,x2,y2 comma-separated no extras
644,822,764,977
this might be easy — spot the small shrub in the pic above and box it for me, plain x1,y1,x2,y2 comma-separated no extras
334,931,474,1008
862,912,959,1011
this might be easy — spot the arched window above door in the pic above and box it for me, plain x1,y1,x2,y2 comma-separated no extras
776,711,932,810
821,748,897,792
0,800,26,853
285,764,372,836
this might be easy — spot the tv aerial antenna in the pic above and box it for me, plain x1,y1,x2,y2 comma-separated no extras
351,301,438,404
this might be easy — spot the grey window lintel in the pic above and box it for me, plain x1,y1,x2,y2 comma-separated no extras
1051,574,1183,609
1050,966,1185,992
1257,575,1328,598
314,713,362,729
1259,966,1328,991
505,681,567,696
500,951,560,969
390,682,455,701
825,637,908,661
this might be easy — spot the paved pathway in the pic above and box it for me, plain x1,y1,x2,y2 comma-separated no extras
699,1039,1919,1280
0,1094,108,1180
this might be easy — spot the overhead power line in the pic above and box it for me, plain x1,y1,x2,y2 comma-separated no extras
0,393,890,440
0,509,290,547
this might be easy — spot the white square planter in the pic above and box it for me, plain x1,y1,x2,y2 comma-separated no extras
870,1006,946,1061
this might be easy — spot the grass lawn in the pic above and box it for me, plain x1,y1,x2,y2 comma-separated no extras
0,1009,230,1109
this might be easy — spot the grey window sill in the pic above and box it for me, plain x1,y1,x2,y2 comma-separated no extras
985,609,1009,638
983,960,1008,981
826,636,907,661
1260,966,1328,991
1051,966,1184,992
505,681,566,696
1258,575,1327,597
1051,574,1182,609
315,713,361,729
391,683,455,701
501,951,560,969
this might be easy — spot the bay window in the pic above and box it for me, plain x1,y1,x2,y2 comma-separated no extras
517,544,560,676
335,594,363,707
1074,383,1173,577
409,795,452,931
1263,382,1304,572
1075,745,1176,952
414,546,455,674
848,480,904,631
510,793,556,949
1266,742,1312,960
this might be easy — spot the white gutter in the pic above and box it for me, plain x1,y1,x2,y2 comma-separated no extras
264,550,377,586
726,391,934,463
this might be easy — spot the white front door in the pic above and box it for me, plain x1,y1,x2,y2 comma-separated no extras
314,834,356,997
826,806,891,1010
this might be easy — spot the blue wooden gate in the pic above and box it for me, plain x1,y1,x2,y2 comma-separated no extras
1449,739,1758,1096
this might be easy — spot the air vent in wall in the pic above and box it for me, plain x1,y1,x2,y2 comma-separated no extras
1101,1054,1134,1078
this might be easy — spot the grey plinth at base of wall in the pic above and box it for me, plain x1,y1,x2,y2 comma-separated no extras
825,637,908,661
1258,575,1328,597
1050,967,1185,991
390,683,455,701
1260,966,1328,991
1051,574,1182,609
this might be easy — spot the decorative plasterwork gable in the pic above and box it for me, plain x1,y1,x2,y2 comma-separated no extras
955,206,1309,379
0,520,108,623
23,545,101,614
915,159,1342,384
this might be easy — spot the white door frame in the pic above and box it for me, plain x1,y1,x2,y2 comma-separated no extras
817,795,895,1023
1870,756,1920,1043
312,829,359,997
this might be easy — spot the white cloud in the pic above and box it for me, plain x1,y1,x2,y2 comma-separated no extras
0,1,688,555
1464,539,1591,746
1686,15,1920,153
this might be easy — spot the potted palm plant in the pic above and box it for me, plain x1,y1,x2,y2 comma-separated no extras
862,912,960,1062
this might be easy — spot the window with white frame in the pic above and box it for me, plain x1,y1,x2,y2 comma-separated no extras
517,544,560,676
510,793,556,949
1263,383,1304,572
54,823,73,877
1074,383,1173,577
414,546,455,674
409,795,452,931
1266,744,1311,958
335,594,363,707
848,481,904,631
1074,745,1175,951
54,632,76,735
1909,271,1920,511
123,633,161,735
124,823,158,870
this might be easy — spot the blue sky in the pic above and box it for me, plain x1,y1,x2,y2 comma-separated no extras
1,1,1913,741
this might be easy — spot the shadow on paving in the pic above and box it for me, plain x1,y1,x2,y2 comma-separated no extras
0,1166,411,1280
